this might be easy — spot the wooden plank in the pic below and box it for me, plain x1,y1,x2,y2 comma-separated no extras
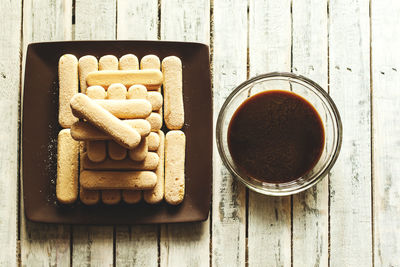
75,0,116,40
371,0,400,265
291,1,329,266
160,0,210,42
329,0,372,266
0,0,22,266
160,1,211,267
117,0,158,40
114,1,159,266
212,1,246,266
72,1,116,266
20,1,72,266
248,0,292,266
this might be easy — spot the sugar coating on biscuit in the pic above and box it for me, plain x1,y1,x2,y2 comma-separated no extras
95,99,152,119
147,112,162,132
162,56,184,130
78,55,98,94
87,140,107,163
144,130,165,204
127,84,147,99
129,137,148,161
102,190,122,205
59,54,79,128
119,54,139,70
83,152,159,171
99,55,118,70
147,91,163,111
107,83,127,99
80,170,157,190
122,190,142,204
164,130,185,205
147,132,160,151
56,129,79,204
86,85,107,99
86,69,163,89
141,55,161,70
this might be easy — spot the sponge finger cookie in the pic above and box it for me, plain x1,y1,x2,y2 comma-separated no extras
82,152,159,171
78,55,98,94
119,54,139,70
59,54,79,128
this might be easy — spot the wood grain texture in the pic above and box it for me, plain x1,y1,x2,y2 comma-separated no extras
20,1,72,266
161,0,210,42
212,0,246,266
248,0,292,266
371,0,400,265
160,1,211,266
0,0,21,266
117,0,158,40
75,0,116,40
291,1,329,266
72,1,115,266
329,0,372,266
115,1,159,266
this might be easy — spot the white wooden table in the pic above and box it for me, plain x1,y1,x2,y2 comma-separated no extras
1,0,399,266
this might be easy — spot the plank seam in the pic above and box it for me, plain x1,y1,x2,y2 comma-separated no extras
369,0,375,266
157,0,161,40
327,1,331,266
290,1,294,266
209,0,214,266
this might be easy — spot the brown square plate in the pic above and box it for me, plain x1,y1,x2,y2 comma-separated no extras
22,41,212,224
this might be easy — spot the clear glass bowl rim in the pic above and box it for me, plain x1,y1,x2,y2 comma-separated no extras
216,72,343,196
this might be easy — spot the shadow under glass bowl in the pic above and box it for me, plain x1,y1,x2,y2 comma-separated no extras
216,72,343,196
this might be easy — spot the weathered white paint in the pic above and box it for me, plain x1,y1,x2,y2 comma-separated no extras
248,0,292,266
329,0,372,266
160,1,211,267
292,1,329,266
117,0,158,40
72,1,115,266
212,0,246,266
115,1,159,266
371,0,400,266
75,0,116,40
0,1,21,266
20,0,72,266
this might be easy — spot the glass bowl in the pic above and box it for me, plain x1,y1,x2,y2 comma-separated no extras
216,72,342,196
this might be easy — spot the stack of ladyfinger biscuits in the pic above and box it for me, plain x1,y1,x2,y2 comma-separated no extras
56,53,185,206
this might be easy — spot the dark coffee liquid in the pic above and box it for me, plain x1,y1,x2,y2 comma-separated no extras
228,90,324,183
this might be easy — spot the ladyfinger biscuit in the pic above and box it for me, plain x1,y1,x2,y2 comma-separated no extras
122,190,142,204
86,85,107,99
86,86,107,164
147,112,162,132
162,56,184,130
147,132,160,151
71,119,151,140
107,83,127,99
82,152,159,171
144,130,165,204
56,129,79,204
86,69,163,90
59,54,79,128
102,190,122,205
78,55,98,94
99,55,118,70
79,187,100,205
140,55,160,70
119,54,139,70
164,130,186,205
147,92,163,111
128,137,148,161
95,99,152,119
107,83,128,160
87,140,107,162
80,170,157,190
70,93,141,149
127,84,147,99
141,55,163,117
